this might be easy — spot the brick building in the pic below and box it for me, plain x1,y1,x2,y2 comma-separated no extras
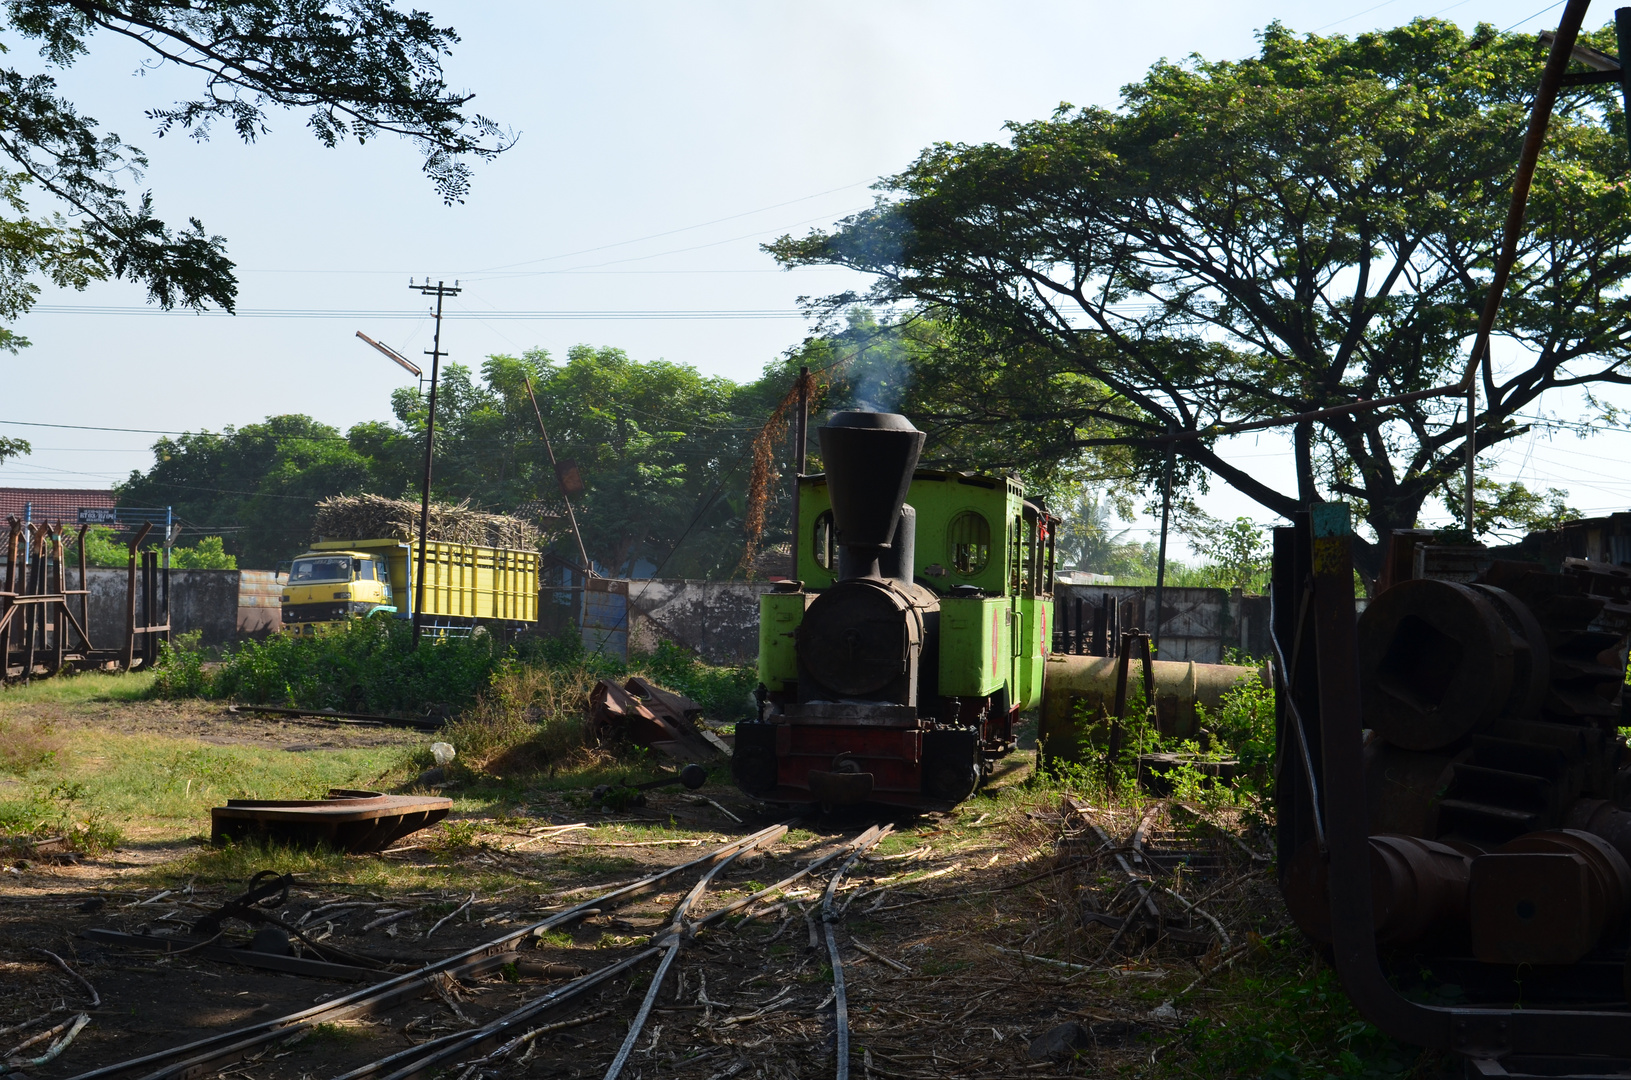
0,487,116,524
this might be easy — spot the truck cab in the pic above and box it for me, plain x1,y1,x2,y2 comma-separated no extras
280,549,397,632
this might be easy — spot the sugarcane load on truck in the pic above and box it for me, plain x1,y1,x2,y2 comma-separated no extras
280,494,541,636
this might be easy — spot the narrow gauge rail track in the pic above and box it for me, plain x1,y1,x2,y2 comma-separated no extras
67,822,893,1080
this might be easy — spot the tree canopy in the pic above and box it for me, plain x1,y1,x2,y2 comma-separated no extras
768,18,1631,578
0,1,510,352
117,345,799,574
117,414,376,568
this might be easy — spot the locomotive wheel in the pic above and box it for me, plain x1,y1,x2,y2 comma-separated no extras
731,722,780,796
922,728,980,803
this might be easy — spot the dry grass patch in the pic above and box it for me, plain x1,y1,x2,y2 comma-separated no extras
0,716,65,774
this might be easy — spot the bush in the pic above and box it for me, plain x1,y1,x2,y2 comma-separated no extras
1039,672,1276,806
439,659,601,775
170,536,236,569
152,617,504,716
148,623,755,779
72,527,237,568
150,630,210,698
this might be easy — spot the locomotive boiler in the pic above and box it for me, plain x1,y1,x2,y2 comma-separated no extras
731,410,1054,810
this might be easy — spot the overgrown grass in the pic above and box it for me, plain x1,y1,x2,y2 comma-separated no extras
1167,946,1444,1078
0,727,412,843
0,669,154,706
148,624,755,785
153,618,505,716
1039,673,1276,811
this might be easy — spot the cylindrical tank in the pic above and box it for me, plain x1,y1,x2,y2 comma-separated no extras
1038,653,1265,750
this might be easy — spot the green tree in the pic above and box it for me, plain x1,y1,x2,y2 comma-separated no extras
1054,486,1130,573
1452,477,1578,540
769,18,1631,579
0,1,511,349
0,434,28,465
117,415,374,568
371,345,790,577
169,535,237,570
1182,513,1271,593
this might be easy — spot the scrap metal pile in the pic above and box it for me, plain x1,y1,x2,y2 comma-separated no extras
1283,544,1631,977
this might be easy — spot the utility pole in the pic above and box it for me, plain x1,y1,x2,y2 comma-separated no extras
1464,352,1481,536
1152,444,1174,655
411,279,460,647
788,366,810,581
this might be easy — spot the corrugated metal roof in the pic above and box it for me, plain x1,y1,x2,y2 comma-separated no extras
0,487,116,523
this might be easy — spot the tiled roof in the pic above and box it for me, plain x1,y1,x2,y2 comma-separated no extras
0,487,116,524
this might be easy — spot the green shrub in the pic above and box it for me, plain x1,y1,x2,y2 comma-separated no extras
151,617,505,716
170,536,237,569
150,630,210,698
1196,674,1276,797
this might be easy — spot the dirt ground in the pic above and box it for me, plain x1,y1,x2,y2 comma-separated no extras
0,698,1368,1080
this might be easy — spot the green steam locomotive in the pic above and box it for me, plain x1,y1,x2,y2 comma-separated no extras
732,410,1055,810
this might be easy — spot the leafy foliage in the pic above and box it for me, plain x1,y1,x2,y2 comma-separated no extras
376,346,784,577
1449,477,1578,539
204,617,501,715
0,1,510,342
769,18,1631,577
116,415,377,569
1178,960,1420,1079
117,346,804,575
1182,514,1272,594
168,535,237,569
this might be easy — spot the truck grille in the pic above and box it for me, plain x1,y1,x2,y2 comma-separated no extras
281,602,381,623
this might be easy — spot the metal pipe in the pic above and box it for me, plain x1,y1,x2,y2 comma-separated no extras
789,365,809,581
1153,445,1173,653
523,375,592,575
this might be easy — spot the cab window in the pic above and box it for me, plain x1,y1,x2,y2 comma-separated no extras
813,510,838,570
947,511,991,575
288,556,352,583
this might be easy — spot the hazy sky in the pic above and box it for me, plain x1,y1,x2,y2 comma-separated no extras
0,0,1619,549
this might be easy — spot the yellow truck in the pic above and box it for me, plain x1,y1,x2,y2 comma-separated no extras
279,538,538,634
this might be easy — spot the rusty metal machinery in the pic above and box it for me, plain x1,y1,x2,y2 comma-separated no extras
1274,504,1631,1075
0,516,170,680
1285,544,1631,967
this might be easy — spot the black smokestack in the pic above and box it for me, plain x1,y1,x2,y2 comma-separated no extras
818,410,925,579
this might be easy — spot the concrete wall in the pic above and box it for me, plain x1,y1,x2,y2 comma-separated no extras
16,562,1272,666
625,579,776,664
559,579,1271,667
1052,584,1270,663
60,568,280,652
82,568,245,650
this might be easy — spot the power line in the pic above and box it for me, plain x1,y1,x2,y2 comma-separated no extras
468,180,873,274
23,305,811,321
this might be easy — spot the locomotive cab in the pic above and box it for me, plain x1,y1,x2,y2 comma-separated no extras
734,410,1053,811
